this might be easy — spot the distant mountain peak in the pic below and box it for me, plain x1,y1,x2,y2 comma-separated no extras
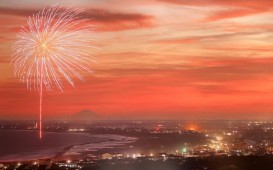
71,110,99,121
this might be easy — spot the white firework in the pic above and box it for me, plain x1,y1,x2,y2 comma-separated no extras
12,5,96,92
11,6,97,139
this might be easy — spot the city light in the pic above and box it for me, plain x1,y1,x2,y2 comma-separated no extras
182,147,187,153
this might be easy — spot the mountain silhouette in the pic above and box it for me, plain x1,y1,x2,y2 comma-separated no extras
70,110,99,121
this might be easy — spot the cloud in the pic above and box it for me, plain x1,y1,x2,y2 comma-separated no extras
83,9,153,31
0,58,9,63
2,56,273,118
155,31,257,44
158,0,273,21
0,7,38,17
0,7,154,32
158,0,273,8
204,8,261,22
206,46,273,52
184,57,273,80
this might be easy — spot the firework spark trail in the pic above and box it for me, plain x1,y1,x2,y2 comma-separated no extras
39,66,43,139
11,6,96,139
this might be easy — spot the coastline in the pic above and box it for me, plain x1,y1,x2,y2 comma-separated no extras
59,134,137,158
0,131,137,162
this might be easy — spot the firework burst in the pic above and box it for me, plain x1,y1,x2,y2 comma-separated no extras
11,6,96,139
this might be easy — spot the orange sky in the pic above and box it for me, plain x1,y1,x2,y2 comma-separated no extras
1,0,273,120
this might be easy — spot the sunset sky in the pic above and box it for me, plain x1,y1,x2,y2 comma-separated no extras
1,0,273,120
